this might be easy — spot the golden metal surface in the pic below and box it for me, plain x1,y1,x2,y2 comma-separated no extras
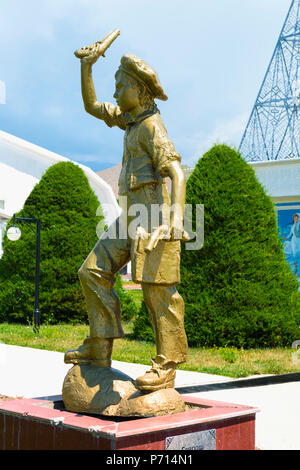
62,365,185,417
64,30,189,412
74,29,120,59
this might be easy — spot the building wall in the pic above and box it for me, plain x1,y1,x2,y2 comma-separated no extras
249,159,300,202
0,214,9,257
0,161,39,217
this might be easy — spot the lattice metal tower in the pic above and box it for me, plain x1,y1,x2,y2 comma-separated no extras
239,0,300,161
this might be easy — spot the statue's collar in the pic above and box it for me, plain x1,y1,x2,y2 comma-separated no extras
125,109,158,127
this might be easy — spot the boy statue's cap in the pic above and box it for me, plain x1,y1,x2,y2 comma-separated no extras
118,54,168,101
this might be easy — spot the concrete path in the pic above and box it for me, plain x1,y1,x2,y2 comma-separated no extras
0,343,299,450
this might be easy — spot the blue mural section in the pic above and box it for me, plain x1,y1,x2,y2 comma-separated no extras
276,203,300,281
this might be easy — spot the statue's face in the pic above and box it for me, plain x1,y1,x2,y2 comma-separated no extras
113,71,140,113
294,215,299,224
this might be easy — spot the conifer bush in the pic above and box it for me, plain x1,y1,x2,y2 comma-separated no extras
133,145,300,348
0,162,102,324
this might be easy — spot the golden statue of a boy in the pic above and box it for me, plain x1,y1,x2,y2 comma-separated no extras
65,31,189,392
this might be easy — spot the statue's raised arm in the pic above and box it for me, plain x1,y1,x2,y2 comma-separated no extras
75,29,125,129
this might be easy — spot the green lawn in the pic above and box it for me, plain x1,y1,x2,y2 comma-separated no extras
0,320,299,378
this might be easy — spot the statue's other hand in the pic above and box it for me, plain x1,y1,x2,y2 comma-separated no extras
144,225,170,253
169,219,190,242
144,223,190,253
170,227,190,242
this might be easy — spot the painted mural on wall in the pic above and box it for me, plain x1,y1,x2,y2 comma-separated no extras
276,203,300,280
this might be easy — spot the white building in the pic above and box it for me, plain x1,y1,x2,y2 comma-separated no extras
0,130,121,257
0,211,9,257
249,159,300,205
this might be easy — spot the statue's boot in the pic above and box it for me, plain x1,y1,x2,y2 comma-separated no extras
64,337,113,367
135,355,177,392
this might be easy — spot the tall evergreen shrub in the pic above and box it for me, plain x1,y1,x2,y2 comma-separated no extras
133,145,300,348
0,162,102,324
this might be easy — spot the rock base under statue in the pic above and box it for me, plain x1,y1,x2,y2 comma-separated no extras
62,364,185,417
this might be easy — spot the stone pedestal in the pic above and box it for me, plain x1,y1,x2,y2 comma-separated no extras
0,395,259,450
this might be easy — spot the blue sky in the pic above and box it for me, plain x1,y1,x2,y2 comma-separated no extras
0,0,293,171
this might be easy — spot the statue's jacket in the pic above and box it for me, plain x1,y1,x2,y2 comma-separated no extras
97,102,182,285
98,102,181,196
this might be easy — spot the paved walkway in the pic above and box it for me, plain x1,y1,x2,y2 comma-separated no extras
0,343,299,450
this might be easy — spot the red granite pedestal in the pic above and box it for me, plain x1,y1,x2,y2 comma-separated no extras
0,395,259,450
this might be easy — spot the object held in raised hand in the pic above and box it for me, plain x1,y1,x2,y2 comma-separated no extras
74,29,120,59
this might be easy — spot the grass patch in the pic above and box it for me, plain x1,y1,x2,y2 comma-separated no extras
0,322,88,353
0,321,299,378
179,345,300,378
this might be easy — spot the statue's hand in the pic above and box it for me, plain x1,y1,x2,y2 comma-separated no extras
169,217,190,242
75,30,120,65
144,225,170,253
144,223,190,253
79,43,103,66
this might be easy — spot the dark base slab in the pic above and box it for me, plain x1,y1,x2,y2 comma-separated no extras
0,395,259,450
